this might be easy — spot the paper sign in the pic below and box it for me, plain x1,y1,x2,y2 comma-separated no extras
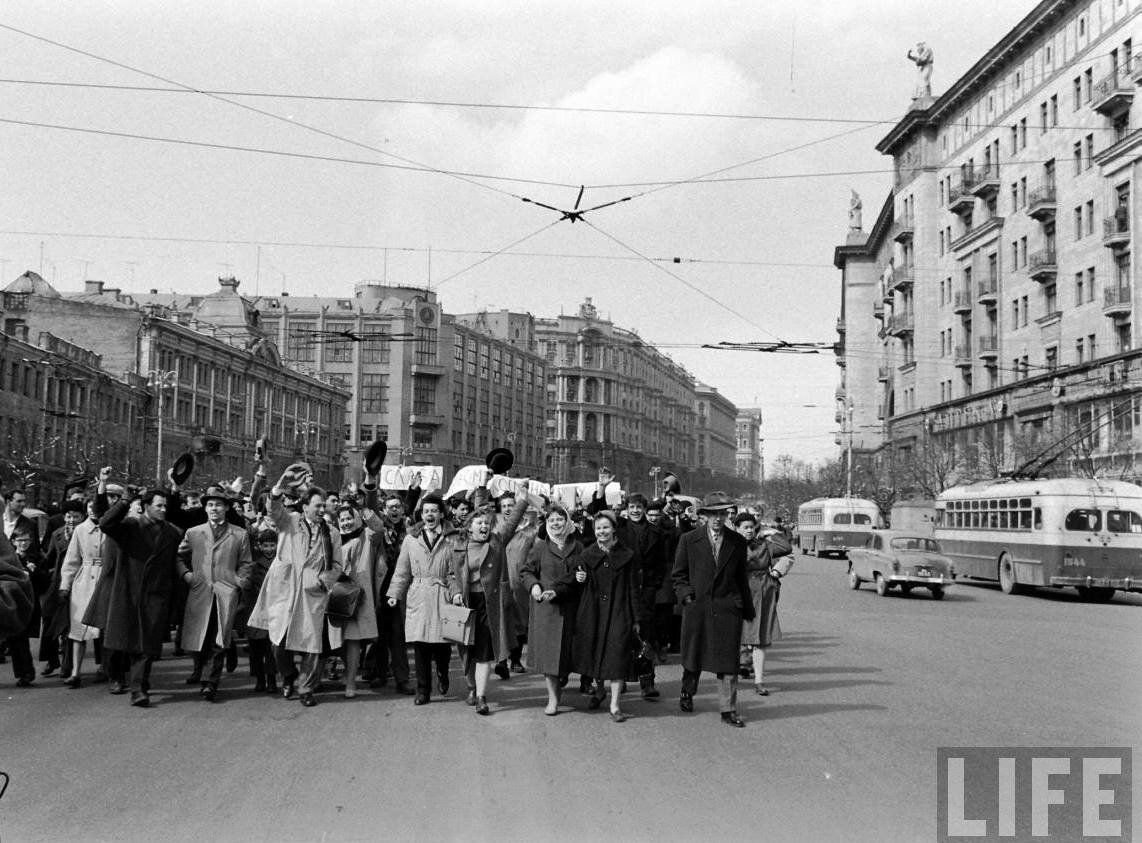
444,464,491,500
377,464,443,492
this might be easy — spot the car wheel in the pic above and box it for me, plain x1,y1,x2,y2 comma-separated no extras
874,573,889,596
930,586,945,600
900,584,913,596
1076,586,1115,603
848,570,861,590
998,554,1022,595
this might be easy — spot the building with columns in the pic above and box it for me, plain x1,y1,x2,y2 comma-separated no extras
4,272,349,490
836,0,1142,488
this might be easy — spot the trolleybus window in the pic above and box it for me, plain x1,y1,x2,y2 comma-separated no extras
1107,510,1142,533
833,513,851,524
1065,509,1102,531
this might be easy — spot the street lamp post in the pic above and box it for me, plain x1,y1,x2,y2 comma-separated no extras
846,401,854,499
148,370,177,484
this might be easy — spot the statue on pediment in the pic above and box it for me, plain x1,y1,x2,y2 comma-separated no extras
907,42,934,99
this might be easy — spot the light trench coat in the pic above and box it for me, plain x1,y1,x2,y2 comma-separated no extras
387,523,457,644
178,520,254,651
59,519,105,642
247,497,343,653
327,507,385,647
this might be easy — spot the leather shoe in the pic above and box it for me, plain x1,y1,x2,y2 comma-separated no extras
510,661,526,674
15,677,33,688
493,661,511,680
755,685,770,696
437,673,449,696
679,693,694,713
108,681,127,695
475,696,490,715
414,694,429,705
299,693,317,707
721,712,746,728
609,710,628,723
587,684,604,710
64,675,82,689
201,684,218,702
41,664,59,677
466,689,477,706
394,681,415,696
281,682,298,700
129,691,150,707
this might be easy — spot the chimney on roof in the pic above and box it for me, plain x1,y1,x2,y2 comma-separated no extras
104,287,121,301
281,291,290,297
85,280,104,295
150,288,158,295
219,276,240,293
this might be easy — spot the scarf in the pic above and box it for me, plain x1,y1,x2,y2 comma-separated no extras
340,526,364,545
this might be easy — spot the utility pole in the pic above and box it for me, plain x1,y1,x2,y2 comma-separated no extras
149,369,177,484
846,401,854,498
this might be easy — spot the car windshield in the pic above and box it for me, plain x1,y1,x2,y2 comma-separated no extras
889,537,940,552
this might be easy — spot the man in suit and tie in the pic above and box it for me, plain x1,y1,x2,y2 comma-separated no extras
671,491,755,727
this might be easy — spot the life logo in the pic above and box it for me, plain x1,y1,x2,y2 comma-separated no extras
937,747,1131,841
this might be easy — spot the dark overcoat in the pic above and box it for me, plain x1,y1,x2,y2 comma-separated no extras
519,537,582,676
80,492,123,630
39,525,74,644
672,526,754,675
740,532,793,648
98,501,184,656
571,541,640,681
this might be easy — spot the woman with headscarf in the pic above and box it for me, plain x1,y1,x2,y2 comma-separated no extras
447,479,545,715
331,486,385,699
520,503,585,715
571,510,641,722
735,512,793,695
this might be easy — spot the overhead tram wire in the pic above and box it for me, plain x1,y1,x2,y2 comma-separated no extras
0,227,832,268
0,23,531,204
0,117,579,189
580,218,786,344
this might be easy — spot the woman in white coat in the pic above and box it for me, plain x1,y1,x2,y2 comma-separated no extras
57,501,104,687
330,488,385,698
385,492,456,705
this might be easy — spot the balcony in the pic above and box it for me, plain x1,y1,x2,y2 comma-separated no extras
950,215,1004,252
977,335,999,359
952,290,973,314
947,182,975,214
1026,183,1057,221
873,300,885,320
408,411,446,427
887,310,914,336
410,362,446,377
877,365,889,382
1092,68,1134,116
1104,285,1133,317
965,163,1000,197
1104,213,1131,249
953,344,973,368
976,279,999,304
888,265,914,293
892,217,915,243
1028,248,1057,282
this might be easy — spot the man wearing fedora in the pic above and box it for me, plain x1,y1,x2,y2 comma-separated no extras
672,491,755,727
177,485,254,702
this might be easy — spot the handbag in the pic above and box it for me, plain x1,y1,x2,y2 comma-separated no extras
325,574,363,627
439,601,474,646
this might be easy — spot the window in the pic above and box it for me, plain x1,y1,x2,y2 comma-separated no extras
358,374,389,413
415,326,438,366
1021,296,1029,327
1076,272,1085,304
1089,333,1098,358
1019,118,1027,149
1083,68,1093,102
1087,267,1097,303
1107,510,1142,533
453,338,464,372
1049,94,1058,127
286,320,315,361
1065,509,1101,531
1076,337,1086,363
358,424,373,443
1020,237,1027,267
324,321,353,363
1085,135,1094,169
1073,76,1082,110
1074,206,1084,240
1073,141,1083,174
1039,101,1048,132
361,333,390,364
1045,346,1058,370
1085,200,1095,236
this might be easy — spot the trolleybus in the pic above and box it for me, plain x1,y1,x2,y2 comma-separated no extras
934,477,1142,601
796,497,881,557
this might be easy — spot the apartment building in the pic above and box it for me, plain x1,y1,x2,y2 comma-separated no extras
837,0,1142,481
735,408,765,484
694,382,738,478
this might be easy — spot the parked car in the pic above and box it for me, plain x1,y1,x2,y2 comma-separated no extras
847,531,955,599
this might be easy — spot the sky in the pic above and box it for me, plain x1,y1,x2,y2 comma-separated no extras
0,1,1033,465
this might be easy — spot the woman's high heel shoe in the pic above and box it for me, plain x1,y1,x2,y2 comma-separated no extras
475,696,490,715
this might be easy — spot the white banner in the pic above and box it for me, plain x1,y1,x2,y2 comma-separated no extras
377,464,444,492
551,481,623,511
444,464,492,500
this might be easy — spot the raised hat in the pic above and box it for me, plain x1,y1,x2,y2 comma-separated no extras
364,440,388,476
170,452,196,486
662,472,682,494
647,497,668,512
697,491,735,513
485,447,514,475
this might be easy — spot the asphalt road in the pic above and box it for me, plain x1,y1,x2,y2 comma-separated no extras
2,551,1139,842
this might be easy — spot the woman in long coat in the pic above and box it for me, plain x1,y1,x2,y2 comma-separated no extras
331,498,385,698
735,513,793,695
56,503,105,686
447,486,542,715
570,511,640,722
520,503,583,715
386,492,456,705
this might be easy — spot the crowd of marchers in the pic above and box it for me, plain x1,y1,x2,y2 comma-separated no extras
0,457,792,727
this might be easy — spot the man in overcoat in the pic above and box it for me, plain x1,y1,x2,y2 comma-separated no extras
98,469,186,708
671,491,755,727
178,485,254,701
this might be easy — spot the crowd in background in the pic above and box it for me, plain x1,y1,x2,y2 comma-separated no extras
0,456,792,727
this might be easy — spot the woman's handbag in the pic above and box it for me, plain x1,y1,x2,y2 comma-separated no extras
439,601,474,646
325,574,363,627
